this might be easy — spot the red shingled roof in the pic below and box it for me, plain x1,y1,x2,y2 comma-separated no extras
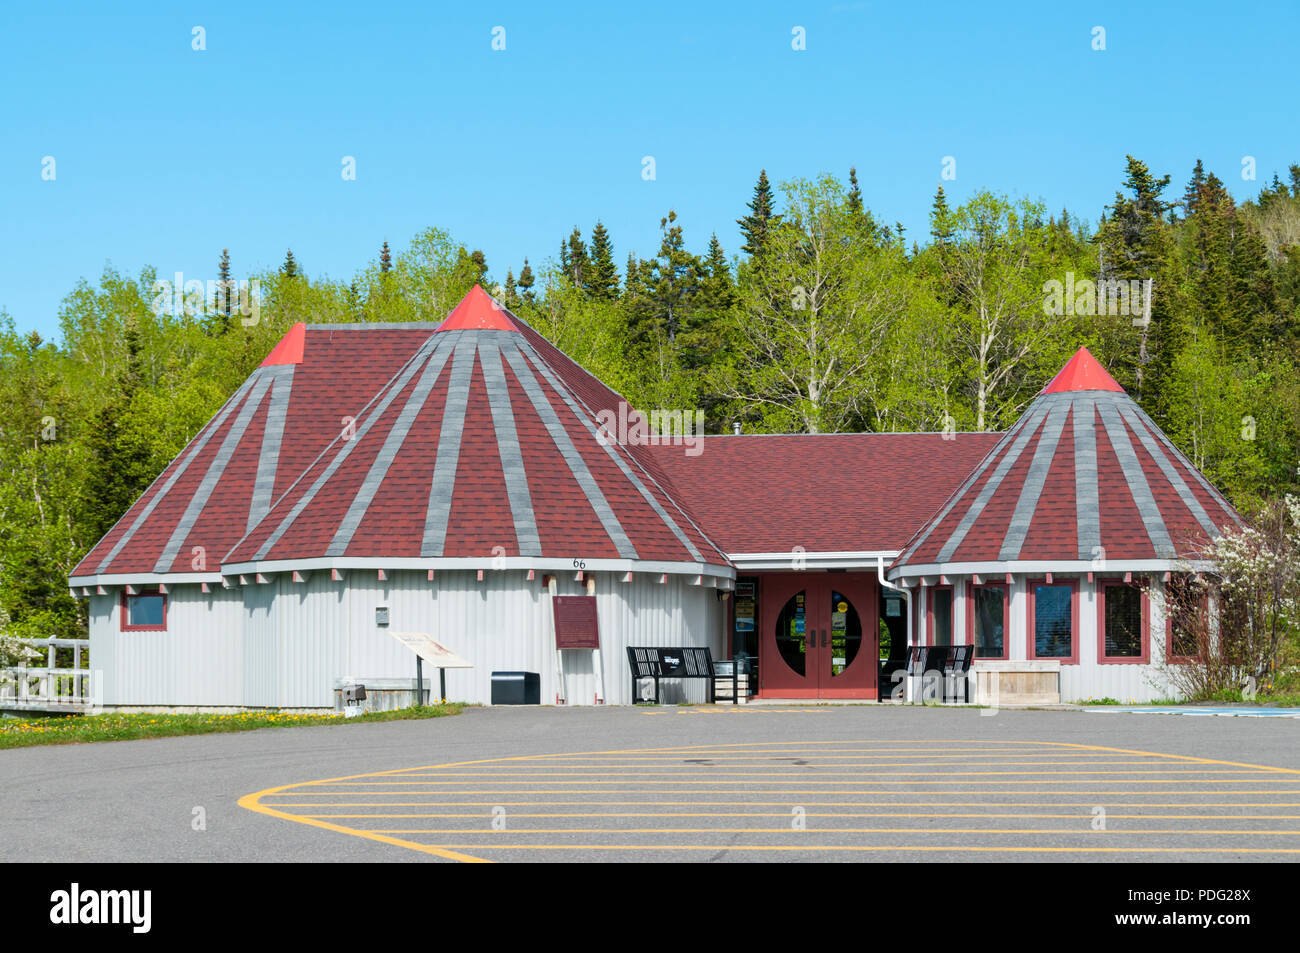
891,348,1242,574
649,433,1002,554
70,324,436,581
223,288,729,570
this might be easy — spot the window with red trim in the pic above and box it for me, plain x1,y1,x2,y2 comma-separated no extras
967,583,1008,660
1097,579,1149,663
1028,578,1078,664
928,586,953,646
120,588,167,631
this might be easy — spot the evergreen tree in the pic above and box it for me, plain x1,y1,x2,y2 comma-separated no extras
1097,156,1176,399
564,228,589,286
212,248,233,334
700,234,735,311
1184,159,1207,217
504,269,518,308
281,249,299,279
930,186,953,244
83,318,151,543
517,258,536,304
379,241,392,273
587,221,619,299
628,211,705,349
847,167,863,214
738,170,778,257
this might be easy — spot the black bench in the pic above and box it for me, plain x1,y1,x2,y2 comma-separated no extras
906,645,975,703
627,647,716,704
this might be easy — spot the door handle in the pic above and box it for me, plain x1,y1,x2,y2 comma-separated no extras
821,628,827,648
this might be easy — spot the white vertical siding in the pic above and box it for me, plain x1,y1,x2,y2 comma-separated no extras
90,586,244,706
264,569,722,708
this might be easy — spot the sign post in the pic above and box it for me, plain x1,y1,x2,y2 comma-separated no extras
387,632,472,707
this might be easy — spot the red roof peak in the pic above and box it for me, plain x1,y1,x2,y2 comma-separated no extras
1041,346,1125,395
437,285,519,332
260,322,306,366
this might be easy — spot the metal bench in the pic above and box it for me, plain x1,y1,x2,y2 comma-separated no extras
626,647,716,704
906,645,975,704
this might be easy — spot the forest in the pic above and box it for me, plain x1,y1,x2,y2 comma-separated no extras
2,155,1299,641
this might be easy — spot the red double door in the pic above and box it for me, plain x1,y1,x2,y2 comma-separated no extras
758,573,879,699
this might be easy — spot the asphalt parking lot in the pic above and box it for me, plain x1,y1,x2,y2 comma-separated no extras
5,704,1300,862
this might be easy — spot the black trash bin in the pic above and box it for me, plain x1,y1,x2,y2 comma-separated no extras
491,671,541,705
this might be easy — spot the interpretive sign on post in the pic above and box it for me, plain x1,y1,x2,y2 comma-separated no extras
551,595,604,704
387,631,472,705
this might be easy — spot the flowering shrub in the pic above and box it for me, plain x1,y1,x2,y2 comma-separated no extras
1159,495,1300,700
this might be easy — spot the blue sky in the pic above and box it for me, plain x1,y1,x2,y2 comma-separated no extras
2,1,1297,341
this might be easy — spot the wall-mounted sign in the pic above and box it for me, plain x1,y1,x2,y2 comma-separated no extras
553,596,600,649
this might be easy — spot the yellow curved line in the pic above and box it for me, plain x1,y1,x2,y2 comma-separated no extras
239,739,1300,862
238,783,492,863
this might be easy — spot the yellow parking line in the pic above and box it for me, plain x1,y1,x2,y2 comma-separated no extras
411,843,1300,855
300,811,1300,820
329,768,1278,779
363,827,1300,836
261,788,1300,796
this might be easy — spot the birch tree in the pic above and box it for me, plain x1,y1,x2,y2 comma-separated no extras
724,175,911,433
931,191,1065,431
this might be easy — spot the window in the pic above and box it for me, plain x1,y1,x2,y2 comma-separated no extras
121,588,167,631
1097,579,1149,663
1028,578,1078,664
928,587,953,646
966,583,1008,660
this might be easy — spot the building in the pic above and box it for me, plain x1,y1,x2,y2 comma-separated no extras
67,286,1239,708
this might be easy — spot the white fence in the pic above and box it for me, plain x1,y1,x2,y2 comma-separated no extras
1,639,99,712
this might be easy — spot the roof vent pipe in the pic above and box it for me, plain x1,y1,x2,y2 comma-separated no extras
732,422,741,435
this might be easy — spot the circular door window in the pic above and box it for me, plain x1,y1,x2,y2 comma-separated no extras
773,591,808,676
829,591,862,677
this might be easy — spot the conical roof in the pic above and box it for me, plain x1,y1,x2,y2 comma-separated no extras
223,287,729,573
69,322,438,582
890,348,1242,576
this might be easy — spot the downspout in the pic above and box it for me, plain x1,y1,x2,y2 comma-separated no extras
878,554,913,702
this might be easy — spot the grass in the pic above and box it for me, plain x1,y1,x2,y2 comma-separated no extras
0,703,462,749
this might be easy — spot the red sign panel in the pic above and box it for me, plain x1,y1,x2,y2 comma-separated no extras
553,596,600,649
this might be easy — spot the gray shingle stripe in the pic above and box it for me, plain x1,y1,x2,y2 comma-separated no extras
247,364,295,532
153,372,276,572
998,403,1070,561
897,409,1043,564
500,343,639,559
96,374,259,572
252,333,447,561
420,338,479,557
1097,401,1175,557
1126,402,1244,528
1119,403,1224,541
478,340,542,556
514,339,702,561
508,328,719,561
325,339,457,557
934,403,1050,563
1073,396,1101,560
